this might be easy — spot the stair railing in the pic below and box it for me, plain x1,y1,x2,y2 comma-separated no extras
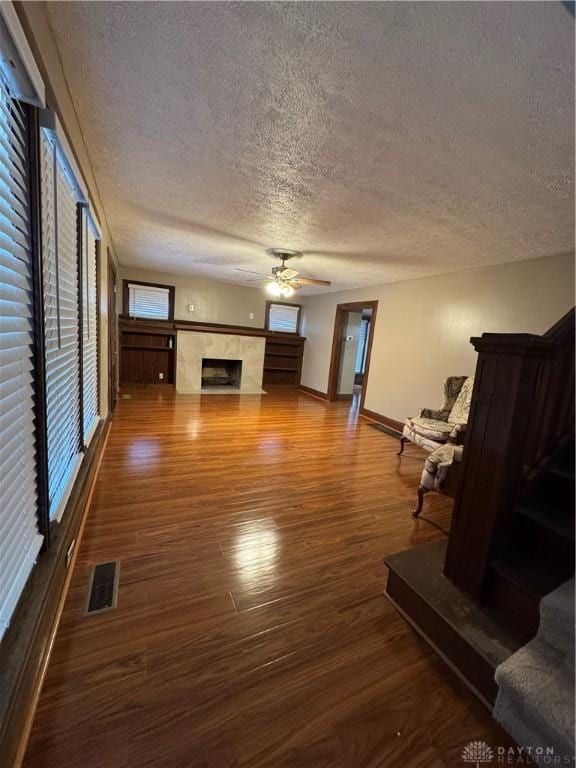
443,308,575,599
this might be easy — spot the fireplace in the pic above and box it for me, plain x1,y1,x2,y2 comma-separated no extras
201,358,242,388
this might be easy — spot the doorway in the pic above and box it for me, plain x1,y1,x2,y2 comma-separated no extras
107,251,118,412
327,301,378,411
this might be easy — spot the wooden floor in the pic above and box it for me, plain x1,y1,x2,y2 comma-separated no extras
24,387,512,768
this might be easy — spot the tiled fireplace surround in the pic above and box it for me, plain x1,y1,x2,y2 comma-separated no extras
176,331,266,394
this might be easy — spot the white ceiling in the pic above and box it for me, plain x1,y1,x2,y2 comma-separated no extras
46,1,574,294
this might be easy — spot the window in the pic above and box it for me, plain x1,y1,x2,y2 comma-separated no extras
124,280,174,320
41,128,84,520
266,301,301,334
355,319,370,374
0,69,44,640
81,208,100,443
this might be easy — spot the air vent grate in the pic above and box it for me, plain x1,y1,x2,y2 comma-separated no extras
85,561,119,615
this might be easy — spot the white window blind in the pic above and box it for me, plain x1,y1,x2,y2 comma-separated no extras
81,210,99,442
355,319,369,374
0,71,43,640
268,302,300,333
128,283,170,319
41,130,82,520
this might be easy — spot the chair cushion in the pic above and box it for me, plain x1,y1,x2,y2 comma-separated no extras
448,376,474,425
404,416,454,442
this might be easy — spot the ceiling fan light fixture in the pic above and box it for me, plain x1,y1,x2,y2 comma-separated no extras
266,281,282,297
280,284,294,298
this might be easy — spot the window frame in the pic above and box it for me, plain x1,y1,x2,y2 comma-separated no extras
40,127,85,522
78,204,101,447
265,300,302,335
0,89,47,636
122,279,175,321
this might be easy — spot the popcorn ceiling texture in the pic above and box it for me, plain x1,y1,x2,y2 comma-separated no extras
46,2,574,293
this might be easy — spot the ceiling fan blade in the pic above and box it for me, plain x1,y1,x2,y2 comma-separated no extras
294,277,332,287
279,267,299,279
234,268,273,277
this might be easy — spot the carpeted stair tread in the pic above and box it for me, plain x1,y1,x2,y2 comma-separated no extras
539,578,575,660
494,680,573,761
494,637,575,759
494,578,575,762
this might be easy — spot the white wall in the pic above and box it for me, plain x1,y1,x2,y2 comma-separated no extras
118,265,267,327
301,253,574,420
338,312,362,394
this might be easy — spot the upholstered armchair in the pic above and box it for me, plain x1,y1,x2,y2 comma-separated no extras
398,376,474,516
398,376,473,455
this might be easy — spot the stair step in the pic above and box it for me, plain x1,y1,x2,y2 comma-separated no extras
491,548,566,599
385,540,520,705
518,500,575,542
494,637,575,760
548,459,574,481
547,440,575,481
539,578,575,660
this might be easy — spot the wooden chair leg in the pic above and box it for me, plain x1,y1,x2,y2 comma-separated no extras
397,436,407,456
412,485,428,517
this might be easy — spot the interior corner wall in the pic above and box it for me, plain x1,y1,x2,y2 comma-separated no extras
16,1,118,418
300,253,575,420
118,265,268,327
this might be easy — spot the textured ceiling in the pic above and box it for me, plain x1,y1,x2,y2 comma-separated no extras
46,1,574,293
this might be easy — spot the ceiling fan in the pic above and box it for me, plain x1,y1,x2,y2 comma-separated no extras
235,248,331,298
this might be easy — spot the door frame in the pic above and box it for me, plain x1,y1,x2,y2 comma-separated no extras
107,251,118,412
327,300,378,411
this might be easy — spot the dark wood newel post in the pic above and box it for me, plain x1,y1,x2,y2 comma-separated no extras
444,333,557,598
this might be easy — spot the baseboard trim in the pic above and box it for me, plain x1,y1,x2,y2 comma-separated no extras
298,385,329,401
1,416,111,768
359,406,404,434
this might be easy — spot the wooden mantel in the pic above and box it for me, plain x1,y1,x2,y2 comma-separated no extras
118,316,306,386
119,315,306,341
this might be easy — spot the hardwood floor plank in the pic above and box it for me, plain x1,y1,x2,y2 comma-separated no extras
23,388,513,768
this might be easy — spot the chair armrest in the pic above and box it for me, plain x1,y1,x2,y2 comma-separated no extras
419,408,450,421
447,423,466,445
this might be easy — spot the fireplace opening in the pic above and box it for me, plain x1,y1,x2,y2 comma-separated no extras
201,358,242,388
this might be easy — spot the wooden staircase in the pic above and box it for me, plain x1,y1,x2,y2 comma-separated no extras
486,436,575,640
385,307,575,704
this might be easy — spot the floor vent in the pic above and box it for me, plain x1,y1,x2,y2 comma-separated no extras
85,561,119,615
122,394,131,399
368,422,402,440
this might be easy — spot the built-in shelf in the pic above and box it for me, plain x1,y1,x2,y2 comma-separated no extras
262,334,305,386
122,345,173,351
119,322,176,384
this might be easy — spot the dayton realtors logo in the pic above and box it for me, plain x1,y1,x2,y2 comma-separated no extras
462,741,494,767
461,740,574,766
